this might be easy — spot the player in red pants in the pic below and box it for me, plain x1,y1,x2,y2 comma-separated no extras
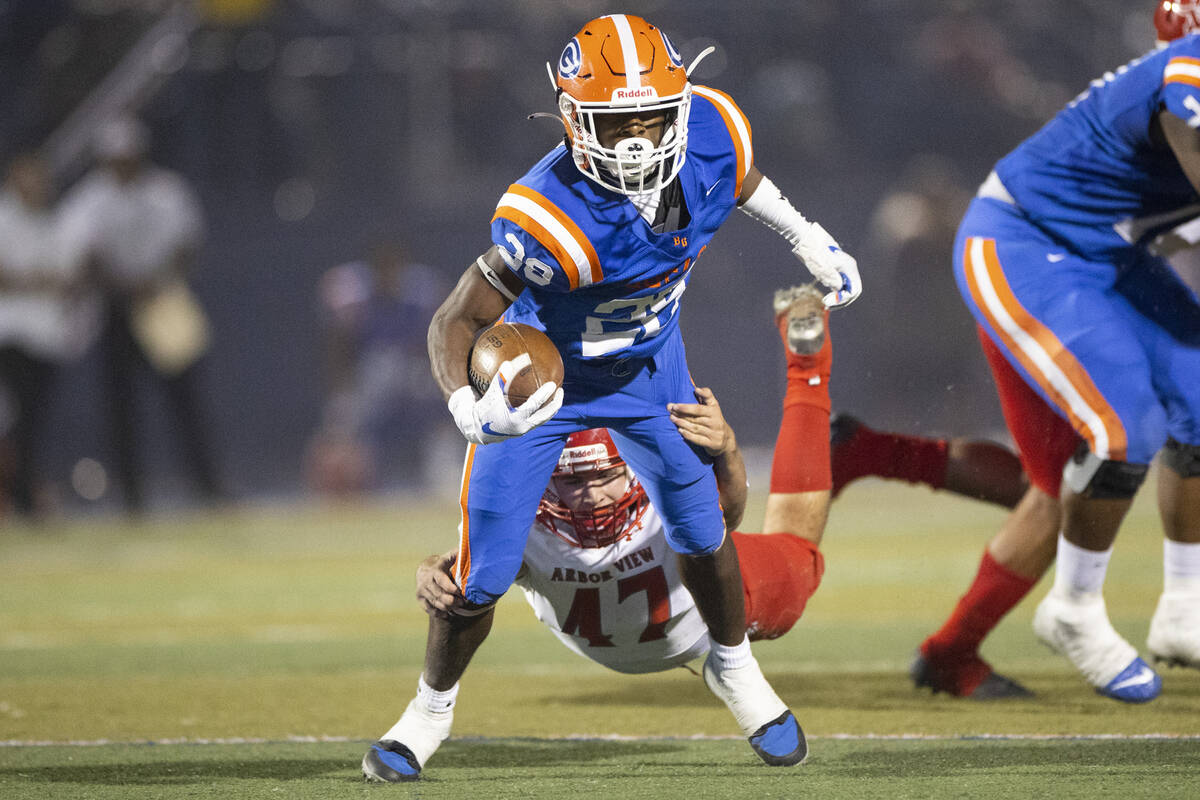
831,416,1027,510
366,285,835,780
831,328,1078,699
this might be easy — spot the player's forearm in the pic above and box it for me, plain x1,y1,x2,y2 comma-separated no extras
713,434,748,532
428,308,481,401
739,173,842,251
428,264,513,401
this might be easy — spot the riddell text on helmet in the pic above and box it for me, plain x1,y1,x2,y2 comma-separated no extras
613,87,658,101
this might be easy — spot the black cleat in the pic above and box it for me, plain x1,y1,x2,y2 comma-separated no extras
910,651,1033,700
969,670,1035,699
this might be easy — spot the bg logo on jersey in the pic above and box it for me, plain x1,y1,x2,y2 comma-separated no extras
558,38,582,79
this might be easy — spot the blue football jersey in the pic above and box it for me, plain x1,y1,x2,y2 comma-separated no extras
995,35,1200,258
490,87,754,364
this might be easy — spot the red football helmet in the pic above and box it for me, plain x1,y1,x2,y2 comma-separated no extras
536,428,650,548
1156,1,1200,44
553,14,692,195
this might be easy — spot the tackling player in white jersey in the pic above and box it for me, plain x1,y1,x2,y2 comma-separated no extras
364,284,835,780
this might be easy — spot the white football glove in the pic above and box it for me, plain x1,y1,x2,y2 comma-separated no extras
792,223,862,308
447,358,563,445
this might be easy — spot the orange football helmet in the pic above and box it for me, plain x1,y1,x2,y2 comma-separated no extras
537,428,650,548
553,14,692,195
1156,1,1200,44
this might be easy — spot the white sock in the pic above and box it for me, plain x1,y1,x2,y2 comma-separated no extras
416,675,458,714
1053,533,1112,600
709,634,753,670
1164,539,1200,594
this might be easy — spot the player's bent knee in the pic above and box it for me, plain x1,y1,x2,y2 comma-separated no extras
1062,444,1149,499
734,532,825,641
1161,438,1200,478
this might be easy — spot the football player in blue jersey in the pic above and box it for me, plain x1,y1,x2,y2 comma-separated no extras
362,14,861,781
945,1,1200,704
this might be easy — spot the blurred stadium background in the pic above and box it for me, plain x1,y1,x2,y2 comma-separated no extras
0,0,1180,512
5,6,1200,793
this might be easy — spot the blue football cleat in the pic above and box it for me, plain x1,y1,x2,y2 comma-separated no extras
748,710,808,766
1097,658,1161,704
362,740,421,782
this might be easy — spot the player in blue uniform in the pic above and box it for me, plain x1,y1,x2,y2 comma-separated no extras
362,14,861,781
952,2,1200,703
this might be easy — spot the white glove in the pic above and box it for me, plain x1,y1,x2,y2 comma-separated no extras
447,360,563,445
792,223,862,308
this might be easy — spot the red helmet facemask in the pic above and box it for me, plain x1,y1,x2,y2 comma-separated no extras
536,428,650,548
1156,1,1200,45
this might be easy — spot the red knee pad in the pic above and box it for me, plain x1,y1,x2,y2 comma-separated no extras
733,531,825,641
979,327,1079,497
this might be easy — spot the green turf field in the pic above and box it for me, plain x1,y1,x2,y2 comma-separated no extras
2,480,1198,798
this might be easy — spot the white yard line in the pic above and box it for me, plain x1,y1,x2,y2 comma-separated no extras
4,732,1200,747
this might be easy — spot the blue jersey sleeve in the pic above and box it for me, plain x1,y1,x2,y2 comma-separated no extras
489,164,606,295
1161,51,1200,128
490,213,575,294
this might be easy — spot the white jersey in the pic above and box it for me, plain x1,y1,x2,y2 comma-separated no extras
58,165,204,288
0,192,96,360
515,504,710,673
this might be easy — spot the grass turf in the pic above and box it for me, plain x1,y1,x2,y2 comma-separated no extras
2,481,1199,797
3,738,1200,800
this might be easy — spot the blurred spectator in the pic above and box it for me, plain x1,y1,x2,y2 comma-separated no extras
58,115,223,514
305,240,444,495
0,152,95,519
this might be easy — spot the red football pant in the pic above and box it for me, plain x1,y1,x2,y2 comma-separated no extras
979,326,1079,496
733,531,825,641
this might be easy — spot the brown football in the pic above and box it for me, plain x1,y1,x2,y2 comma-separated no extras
468,323,564,405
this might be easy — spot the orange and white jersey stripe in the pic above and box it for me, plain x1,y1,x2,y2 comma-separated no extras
492,184,603,290
1164,55,1200,89
693,85,753,196
961,236,1127,461
453,443,478,590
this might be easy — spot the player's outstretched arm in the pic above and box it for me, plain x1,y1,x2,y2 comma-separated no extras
668,386,748,531
416,550,465,619
737,164,862,308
